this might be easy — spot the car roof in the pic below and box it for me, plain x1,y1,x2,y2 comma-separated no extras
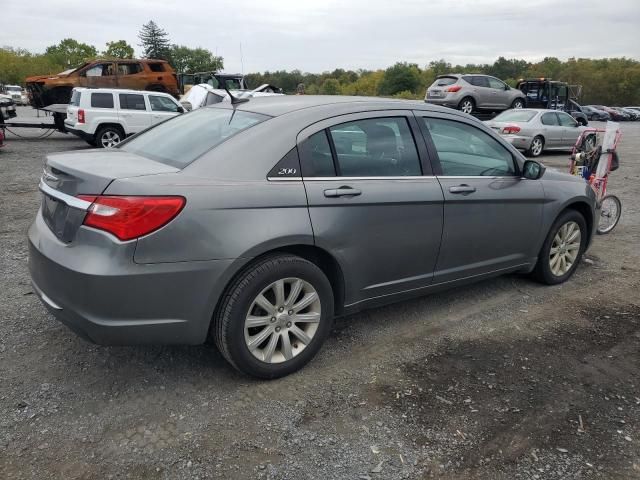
216,95,461,118
73,87,175,97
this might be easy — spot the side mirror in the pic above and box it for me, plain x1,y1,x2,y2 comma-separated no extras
522,160,545,180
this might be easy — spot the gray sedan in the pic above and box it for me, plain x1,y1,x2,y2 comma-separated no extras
486,108,587,157
29,97,596,378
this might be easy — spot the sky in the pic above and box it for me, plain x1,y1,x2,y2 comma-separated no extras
2,0,639,73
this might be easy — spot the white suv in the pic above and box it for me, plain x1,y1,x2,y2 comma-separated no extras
65,88,184,148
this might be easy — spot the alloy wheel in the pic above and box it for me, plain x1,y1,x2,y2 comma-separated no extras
244,278,321,364
101,130,121,148
460,100,473,114
531,138,543,156
549,221,581,276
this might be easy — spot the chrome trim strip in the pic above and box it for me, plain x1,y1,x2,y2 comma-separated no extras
266,177,303,182
38,179,93,211
296,176,437,181
436,176,518,180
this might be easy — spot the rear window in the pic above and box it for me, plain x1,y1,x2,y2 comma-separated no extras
119,108,270,169
70,90,81,107
493,110,537,122
433,76,458,87
91,92,114,109
148,63,165,72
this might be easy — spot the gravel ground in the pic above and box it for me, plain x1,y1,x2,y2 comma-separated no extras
1,107,639,479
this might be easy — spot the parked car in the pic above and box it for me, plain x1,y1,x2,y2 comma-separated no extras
581,105,610,121
30,96,597,378
0,95,17,119
588,105,628,121
180,83,284,111
26,59,180,109
618,107,639,121
485,108,587,157
563,100,589,126
3,85,28,105
64,87,184,148
425,74,526,114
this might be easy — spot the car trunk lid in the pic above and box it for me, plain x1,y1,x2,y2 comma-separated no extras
40,150,179,243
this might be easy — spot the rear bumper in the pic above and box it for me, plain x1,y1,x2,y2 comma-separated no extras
424,96,459,108
500,134,533,150
64,124,94,142
28,210,238,345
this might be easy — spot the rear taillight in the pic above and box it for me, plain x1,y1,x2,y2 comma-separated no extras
446,85,462,93
76,195,186,241
77,109,85,124
502,125,521,134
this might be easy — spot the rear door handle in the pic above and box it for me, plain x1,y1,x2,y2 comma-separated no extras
449,184,476,195
324,186,362,198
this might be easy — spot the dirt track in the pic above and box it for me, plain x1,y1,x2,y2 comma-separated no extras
1,108,639,479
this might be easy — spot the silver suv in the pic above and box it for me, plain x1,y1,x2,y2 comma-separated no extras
425,74,526,114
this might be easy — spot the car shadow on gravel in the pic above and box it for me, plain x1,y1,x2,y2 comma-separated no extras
366,304,640,478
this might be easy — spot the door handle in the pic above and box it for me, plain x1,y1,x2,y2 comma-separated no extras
324,186,362,198
449,184,476,195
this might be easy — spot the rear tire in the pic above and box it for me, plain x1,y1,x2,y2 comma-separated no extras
212,254,334,379
95,125,124,148
458,97,475,115
533,210,587,285
511,98,525,109
526,135,544,157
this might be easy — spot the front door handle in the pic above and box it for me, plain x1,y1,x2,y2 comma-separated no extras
324,186,362,198
449,184,476,195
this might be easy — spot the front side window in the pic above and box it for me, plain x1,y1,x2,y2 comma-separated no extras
558,112,577,127
84,63,114,77
91,93,114,109
328,117,421,177
488,77,505,89
119,108,270,169
541,112,559,126
149,95,180,112
422,117,516,176
119,94,146,111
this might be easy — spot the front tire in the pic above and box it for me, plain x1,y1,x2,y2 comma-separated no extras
527,135,544,157
213,254,334,379
533,210,587,285
458,97,475,115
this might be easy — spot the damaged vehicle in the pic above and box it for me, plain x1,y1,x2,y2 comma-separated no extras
180,83,283,111
26,59,180,109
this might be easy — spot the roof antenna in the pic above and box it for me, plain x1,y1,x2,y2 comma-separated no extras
224,86,249,105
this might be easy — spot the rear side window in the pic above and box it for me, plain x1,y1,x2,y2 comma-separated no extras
422,117,515,176
541,112,559,126
300,131,335,177
119,94,146,111
91,93,114,109
69,90,81,107
119,108,270,168
148,63,165,72
328,117,421,177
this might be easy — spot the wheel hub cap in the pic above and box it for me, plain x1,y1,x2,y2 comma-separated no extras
549,221,581,276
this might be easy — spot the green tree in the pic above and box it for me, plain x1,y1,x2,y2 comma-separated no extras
0,47,63,84
379,62,421,96
138,20,171,60
44,38,97,68
169,45,223,73
320,78,341,95
103,40,134,59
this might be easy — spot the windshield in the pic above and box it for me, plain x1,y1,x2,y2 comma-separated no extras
6,86,21,92
119,107,270,169
494,110,537,122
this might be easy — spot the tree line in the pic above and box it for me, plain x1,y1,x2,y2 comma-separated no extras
246,57,640,106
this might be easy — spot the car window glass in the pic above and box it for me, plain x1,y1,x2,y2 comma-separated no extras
423,117,515,176
117,63,142,76
120,108,269,169
302,131,335,177
541,112,559,126
558,112,577,127
119,94,146,111
70,90,81,107
149,95,179,112
148,63,165,72
91,93,114,109
433,76,457,87
328,117,421,177
493,110,537,122
488,77,505,89
84,63,114,77
471,76,489,87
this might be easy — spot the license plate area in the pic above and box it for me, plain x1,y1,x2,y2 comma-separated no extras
41,194,86,243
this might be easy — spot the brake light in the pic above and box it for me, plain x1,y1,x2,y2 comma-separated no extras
77,109,85,124
446,85,462,92
76,195,186,241
502,125,521,135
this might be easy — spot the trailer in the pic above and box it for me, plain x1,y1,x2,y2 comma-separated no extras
0,104,68,135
